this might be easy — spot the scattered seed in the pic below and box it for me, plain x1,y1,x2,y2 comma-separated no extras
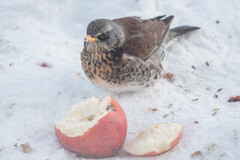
217,88,223,92
152,108,158,112
205,61,210,66
149,108,158,112
216,20,220,24
163,114,168,118
205,143,216,153
191,151,202,157
163,73,174,81
9,103,15,108
192,65,196,69
214,94,218,99
219,153,226,157
228,96,240,102
39,62,51,68
212,111,218,116
184,89,191,93
192,98,199,101
234,129,238,140
14,143,17,147
178,85,183,88
194,121,199,124
20,143,33,153
168,103,173,108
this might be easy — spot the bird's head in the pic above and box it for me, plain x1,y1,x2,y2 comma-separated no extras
84,19,124,53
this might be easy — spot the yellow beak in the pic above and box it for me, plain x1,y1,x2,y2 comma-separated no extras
86,35,97,42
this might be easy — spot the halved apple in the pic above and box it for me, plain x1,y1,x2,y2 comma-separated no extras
124,123,182,156
55,96,127,158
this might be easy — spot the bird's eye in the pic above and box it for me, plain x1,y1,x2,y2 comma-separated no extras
98,33,109,41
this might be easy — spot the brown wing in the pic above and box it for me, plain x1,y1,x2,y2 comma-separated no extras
113,16,174,60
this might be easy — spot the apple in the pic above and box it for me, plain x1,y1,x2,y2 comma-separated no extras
55,96,127,158
124,123,182,156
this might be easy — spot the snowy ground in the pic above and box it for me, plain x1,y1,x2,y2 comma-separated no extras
0,0,240,160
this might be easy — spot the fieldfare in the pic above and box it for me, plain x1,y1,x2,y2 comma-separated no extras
81,15,199,92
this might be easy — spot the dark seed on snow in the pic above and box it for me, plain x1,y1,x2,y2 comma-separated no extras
168,103,173,108
212,111,218,116
163,114,168,118
217,88,223,92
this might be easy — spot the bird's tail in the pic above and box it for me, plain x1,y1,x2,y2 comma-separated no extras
164,26,200,47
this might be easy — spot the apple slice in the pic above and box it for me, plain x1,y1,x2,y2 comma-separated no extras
55,96,127,158
124,123,182,156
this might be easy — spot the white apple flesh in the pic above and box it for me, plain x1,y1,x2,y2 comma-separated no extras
124,123,182,156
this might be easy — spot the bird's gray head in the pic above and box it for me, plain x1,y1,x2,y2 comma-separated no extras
84,19,124,53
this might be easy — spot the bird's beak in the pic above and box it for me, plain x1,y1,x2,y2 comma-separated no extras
86,35,97,42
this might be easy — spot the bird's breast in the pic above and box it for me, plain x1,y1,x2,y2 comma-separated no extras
81,49,162,91
81,50,124,88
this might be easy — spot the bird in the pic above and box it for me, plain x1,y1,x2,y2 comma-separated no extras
81,15,199,92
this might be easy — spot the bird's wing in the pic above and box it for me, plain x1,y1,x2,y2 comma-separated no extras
113,16,174,60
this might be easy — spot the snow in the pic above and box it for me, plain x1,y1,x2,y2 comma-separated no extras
0,0,240,160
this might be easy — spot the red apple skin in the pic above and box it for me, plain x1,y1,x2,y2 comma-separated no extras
55,97,127,158
143,128,182,156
